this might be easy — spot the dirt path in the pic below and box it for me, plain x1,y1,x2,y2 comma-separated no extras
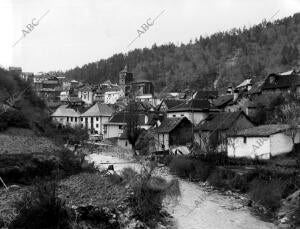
87,153,276,229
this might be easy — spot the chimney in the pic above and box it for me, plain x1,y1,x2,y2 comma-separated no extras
233,89,239,101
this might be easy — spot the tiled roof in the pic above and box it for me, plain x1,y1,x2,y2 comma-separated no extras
160,99,184,110
168,99,211,112
61,97,83,103
51,105,80,117
196,111,249,131
233,124,292,137
213,95,234,107
194,91,218,100
81,103,114,117
107,112,146,125
261,73,300,90
156,117,190,133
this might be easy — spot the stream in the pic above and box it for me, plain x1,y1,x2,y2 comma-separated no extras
87,153,276,229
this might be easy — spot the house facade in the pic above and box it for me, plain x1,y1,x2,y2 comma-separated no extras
156,117,193,151
78,85,94,105
167,99,218,125
51,105,81,127
227,124,300,159
80,103,114,135
195,111,255,152
104,88,124,104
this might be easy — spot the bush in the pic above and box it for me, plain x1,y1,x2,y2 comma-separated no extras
0,110,29,131
9,182,73,229
122,166,180,226
249,178,286,213
169,156,214,181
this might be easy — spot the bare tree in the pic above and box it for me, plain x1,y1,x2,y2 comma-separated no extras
126,102,143,155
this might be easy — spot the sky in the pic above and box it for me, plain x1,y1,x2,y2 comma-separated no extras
0,0,300,73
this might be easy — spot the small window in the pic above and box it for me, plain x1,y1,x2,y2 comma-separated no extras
74,117,77,122
125,141,128,146
81,118,83,122
96,117,99,121
243,137,247,143
71,117,73,122
180,114,184,117
173,115,176,117
96,124,99,128
67,117,69,122
119,125,122,129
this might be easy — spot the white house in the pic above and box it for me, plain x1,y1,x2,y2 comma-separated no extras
51,105,81,127
104,88,124,104
78,85,94,105
80,103,114,135
227,124,300,159
167,99,219,125
104,111,152,139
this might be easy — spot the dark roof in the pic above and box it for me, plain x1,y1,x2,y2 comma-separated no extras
196,111,249,131
168,99,212,112
194,91,218,100
107,112,147,125
156,117,191,133
81,103,114,117
261,73,300,90
158,99,184,110
232,124,292,137
213,94,234,107
61,97,83,103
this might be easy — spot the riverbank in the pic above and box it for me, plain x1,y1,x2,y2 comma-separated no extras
87,149,277,229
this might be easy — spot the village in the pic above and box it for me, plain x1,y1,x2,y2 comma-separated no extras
8,65,300,159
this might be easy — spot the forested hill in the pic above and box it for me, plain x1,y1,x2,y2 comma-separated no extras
63,12,300,93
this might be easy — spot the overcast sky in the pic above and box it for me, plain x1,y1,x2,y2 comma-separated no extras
0,0,300,73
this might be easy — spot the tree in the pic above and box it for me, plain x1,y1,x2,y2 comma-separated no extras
126,102,143,155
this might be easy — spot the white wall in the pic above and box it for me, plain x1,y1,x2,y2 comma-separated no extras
78,91,93,105
158,133,169,150
104,124,125,138
270,133,294,156
104,90,124,104
81,116,110,134
167,111,208,125
227,136,271,159
52,116,80,127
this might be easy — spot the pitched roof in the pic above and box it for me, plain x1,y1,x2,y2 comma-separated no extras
213,95,234,107
236,79,252,89
160,99,184,110
51,105,80,117
194,91,218,100
196,111,249,131
261,73,300,90
61,97,83,103
81,103,114,117
168,99,212,112
232,124,292,137
156,117,191,133
107,112,147,125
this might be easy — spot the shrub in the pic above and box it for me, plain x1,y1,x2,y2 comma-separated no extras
9,182,73,229
249,178,286,213
0,110,29,131
169,156,214,181
123,166,180,226
228,174,249,192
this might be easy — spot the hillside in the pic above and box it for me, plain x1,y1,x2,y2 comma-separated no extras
62,13,300,93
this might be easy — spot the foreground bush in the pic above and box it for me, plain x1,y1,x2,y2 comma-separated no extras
169,156,214,181
10,182,73,229
249,178,286,213
122,165,180,227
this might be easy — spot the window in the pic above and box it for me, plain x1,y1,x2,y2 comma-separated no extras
125,141,128,146
71,117,73,122
67,117,69,122
96,117,99,121
74,117,77,122
173,115,176,117
243,137,247,143
180,114,184,117
96,124,99,128
81,118,83,122
119,125,123,129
